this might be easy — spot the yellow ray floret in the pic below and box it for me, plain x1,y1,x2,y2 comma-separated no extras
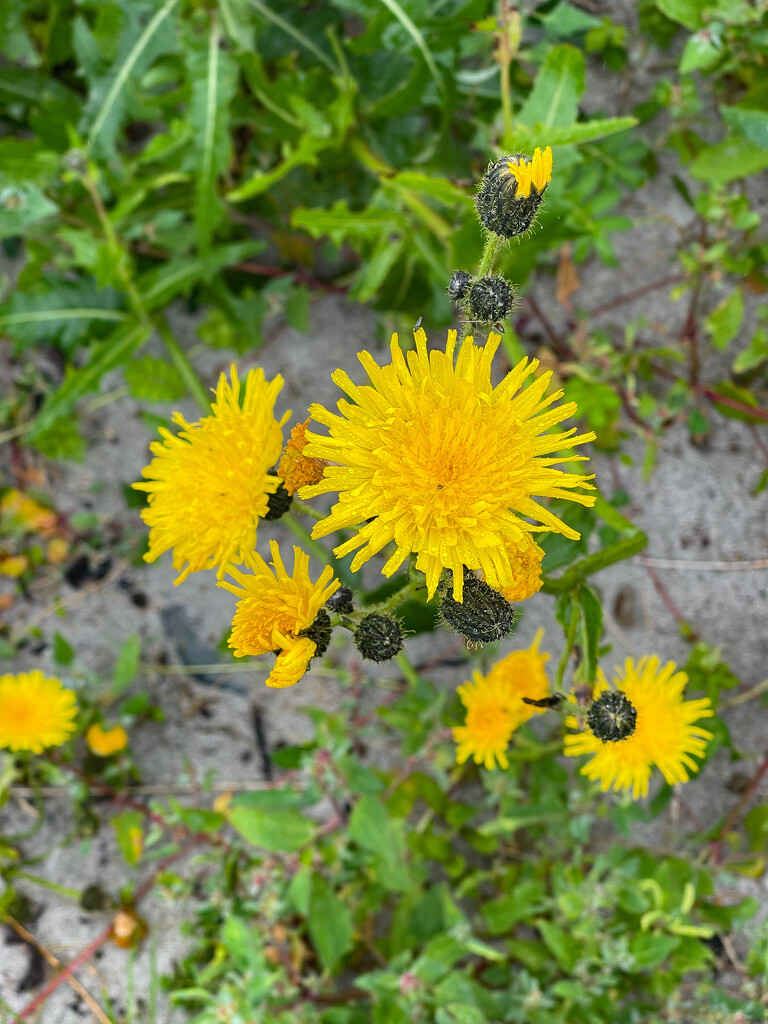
0,671,77,753
133,366,289,584
564,656,713,800
219,542,339,689
507,146,553,199
300,329,595,601
493,533,545,603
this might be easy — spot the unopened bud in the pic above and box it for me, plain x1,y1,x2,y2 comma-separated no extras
465,274,515,326
447,269,473,302
440,571,517,645
587,690,637,742
475,147,553,239
264,481,293,520
326,586,354,614
354,613,404,662
299,609,333,659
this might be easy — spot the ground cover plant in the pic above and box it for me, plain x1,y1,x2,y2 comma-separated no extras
1,0,768,1021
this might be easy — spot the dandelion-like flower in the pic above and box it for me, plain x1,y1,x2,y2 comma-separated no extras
278,419,327,495
133,366,289,584
301,329,595,601
475,147,553,238
453,629,551,769
563,656,714,799
507,146,553,199
86,723,128,757
495,534,545,603
0,671,77,753
219,542,339,689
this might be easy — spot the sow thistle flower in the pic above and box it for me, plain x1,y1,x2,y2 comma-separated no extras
564,656,713,799
453,629,551,769
301,328,595,602
475,146,553,239
133,366,288,584
0,671,77,753
219,542,339,689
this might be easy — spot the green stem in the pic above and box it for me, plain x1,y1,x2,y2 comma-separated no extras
153,314,211,413
396,650,421,687
555,605,579,691
291,497,326,521
373,578,423,615
475,232,504,279
14,871,81,900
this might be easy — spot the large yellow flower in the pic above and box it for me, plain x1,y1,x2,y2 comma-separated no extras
0,671,77,753
219,542,339,689
453,629,551,769
301,329,595,601
133,366,289,584
564,656,714,799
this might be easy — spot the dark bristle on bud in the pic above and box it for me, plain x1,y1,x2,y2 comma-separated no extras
475,155,547,239
447,270,473,302
465,275,515,326
440,570,517,645
354,613,404,662
264,482,293,521
587,690,638,743
326,586,354,615
299,609,333,660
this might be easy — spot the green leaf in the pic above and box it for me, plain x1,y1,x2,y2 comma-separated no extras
435,1006,488,1024
0,141,58,184
184,12,239,253
690,139,768,184
576,584,602,684
53,632,74,666
307,873,353,972
705,288,743,350
629,931,681,970
28,322,152,440
517,44,585,129
84,0,182,160
536,919,582,971
0,182,58,239
285,285,309,332
385,172,472,208
291,200,403,245
654,0,703,31
228,806,314,852
114,635,141,695
31,419,85,462
124,356,186,402
721,105,768,149
679,31,723,74
733,328,768,374
111,811,144,866
507,115,637,150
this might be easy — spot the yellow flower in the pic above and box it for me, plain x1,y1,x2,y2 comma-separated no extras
133,366,289,584
494,534,545,603
86,723,128,757
301,329,595,601
0,671,77,753
564,657,714,799
453,629,551,769
278,419,327,495
507,146,553,199
219,542,339,688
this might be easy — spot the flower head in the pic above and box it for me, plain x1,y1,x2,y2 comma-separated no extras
219,542,339,688
475,147,553,238
278,419,327,495
564,656,713,799
86,723,128,757
495,534,545,603
453,629,551,769
0,671,77,753
507,147,553,199
301,329,595,601
133,366,289,584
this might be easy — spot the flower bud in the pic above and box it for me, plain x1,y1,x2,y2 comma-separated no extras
354,613,404,662
440,571,518,645
326,586,354,614
464,274,515,326
264,481,293,520
299,609,333,659
447,270,473,302
475,147,553,239
587,690,638,742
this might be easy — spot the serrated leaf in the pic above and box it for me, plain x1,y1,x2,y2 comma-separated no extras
705,288,743,350
517,44,585,129
291,201,402,245
124,356,186,402
307,873,352,972
0,278,126,353
228,806,313,852
507,115,637,150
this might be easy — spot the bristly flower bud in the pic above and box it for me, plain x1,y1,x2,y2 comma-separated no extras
587,690,638,743
326,586,354,615
475,147,553,239
264,481,293,520
299,609,333,659
354,613,404,662
440,570,518,645
465,274,515,326
447,270,472,302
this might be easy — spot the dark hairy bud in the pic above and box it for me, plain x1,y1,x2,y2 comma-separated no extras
475,151,551,239
465,275,516,326
326,586,354,615
587,690,638,743
440,570,517,645
264,481,293,521
354,613,404,662
447,270,473,302
299,609,333,660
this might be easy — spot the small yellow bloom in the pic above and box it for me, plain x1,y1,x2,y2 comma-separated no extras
495,534,545,603
278,419,327,495
0,671,77,753
0,555,28,578
219,542,339,689
0,489,57,535
301,329,595,602
133,365,289,584
564,656,714,799
453,629,551,769
86,723,129,757
47,537,70,565
507,146,553,199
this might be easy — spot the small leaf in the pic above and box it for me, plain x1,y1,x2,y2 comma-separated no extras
307,873,352,972
629,931,681,970
124,356,186,402
228,806,313,852
114,635,141,694
577,584,602,684
111,811,144,866
705,288,743,350
285,284,309,332
721,105,768,149
690,139,768,184
517,44,585,129
53,632,74,666
654,0,703,31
